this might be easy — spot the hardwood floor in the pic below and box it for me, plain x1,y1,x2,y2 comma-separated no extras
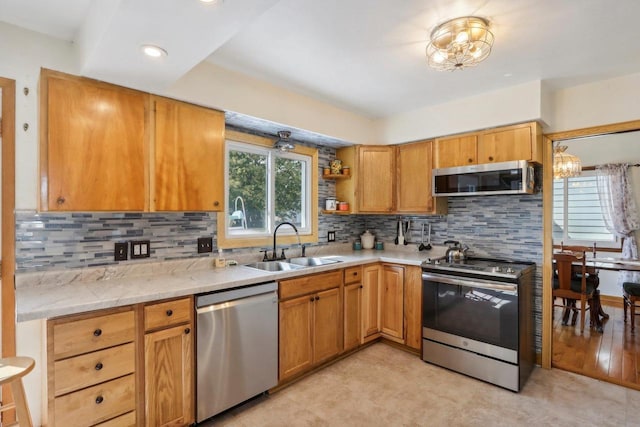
553,301,640,390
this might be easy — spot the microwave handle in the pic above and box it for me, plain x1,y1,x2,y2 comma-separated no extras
422,273,518,292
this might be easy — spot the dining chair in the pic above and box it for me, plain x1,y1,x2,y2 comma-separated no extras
623,282,640,331
553,250,597,333
0,356,35,427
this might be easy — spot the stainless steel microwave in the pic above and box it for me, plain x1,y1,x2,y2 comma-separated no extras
432,160,536,197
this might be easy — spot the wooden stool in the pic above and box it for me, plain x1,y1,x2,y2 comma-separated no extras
0,357,35,427
623,282,640,331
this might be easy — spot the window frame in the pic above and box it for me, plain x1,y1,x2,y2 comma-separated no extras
552,169,621,250
216,130,318,249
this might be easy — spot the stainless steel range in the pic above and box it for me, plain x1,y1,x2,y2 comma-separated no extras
421,256,536,392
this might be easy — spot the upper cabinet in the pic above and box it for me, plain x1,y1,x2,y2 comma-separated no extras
40,69,148,211
152,97,224,211
396,140,447,215
40,70,225,212
433,122,542,169
335,143,445,215
357,146,396,213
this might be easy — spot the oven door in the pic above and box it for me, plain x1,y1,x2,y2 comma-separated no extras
422,272,518,363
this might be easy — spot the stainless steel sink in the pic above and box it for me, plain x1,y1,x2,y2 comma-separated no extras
244,261,306,272
288,257,342,267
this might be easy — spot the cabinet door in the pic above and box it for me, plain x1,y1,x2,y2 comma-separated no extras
43,71,147,211
279,296,313,380
361,264,381,341
403,266,423,351
145,324,194,427
343,283,362,352
433,135,478,168
381,265,404,342
397,140,445,214
478,125,532,163
153,97,224,211
358,146,395,212
313,288,342,364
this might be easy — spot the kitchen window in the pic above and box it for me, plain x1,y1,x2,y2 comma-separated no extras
553,170,620,249
217,133,318,249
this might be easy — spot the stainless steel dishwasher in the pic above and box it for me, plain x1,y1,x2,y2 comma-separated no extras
195,281,278,422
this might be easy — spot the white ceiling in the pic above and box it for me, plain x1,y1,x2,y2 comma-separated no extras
3,0,640,123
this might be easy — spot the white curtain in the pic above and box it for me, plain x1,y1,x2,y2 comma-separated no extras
596,163,640,284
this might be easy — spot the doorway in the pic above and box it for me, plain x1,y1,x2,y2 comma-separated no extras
544,121,640,390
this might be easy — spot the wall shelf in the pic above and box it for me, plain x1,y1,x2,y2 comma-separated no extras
322,173,351,179
321,209,351,215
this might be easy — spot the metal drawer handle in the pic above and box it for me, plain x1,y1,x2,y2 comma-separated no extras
95,395,104,404
93,329,102,337
95,362,103,371
184,328,191,334
166,309,173,316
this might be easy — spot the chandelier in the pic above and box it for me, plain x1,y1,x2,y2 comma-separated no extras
553,145,582,179
426,16,494,71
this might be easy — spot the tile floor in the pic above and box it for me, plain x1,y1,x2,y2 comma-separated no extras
202,343,640,426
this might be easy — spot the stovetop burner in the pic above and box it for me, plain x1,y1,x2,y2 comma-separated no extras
421,256,535,280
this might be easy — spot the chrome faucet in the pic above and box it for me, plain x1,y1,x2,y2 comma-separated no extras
270,221,301,260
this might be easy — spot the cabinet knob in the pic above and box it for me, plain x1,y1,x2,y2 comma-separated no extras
315,296,320,301
213,201,220,207
56,196,66,205
489,156,494,161
468,158,473,163
95,362,103,371
184,327,191,334
360,285,363,289
93,329,102,337
310,297,314,302
95,396,104,404
166,309,173,317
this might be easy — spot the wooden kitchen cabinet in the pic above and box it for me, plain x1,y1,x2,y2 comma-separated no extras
152,96,225,211
396,140,447,214
343,266,363,352
433,122,542,168
358,146,396,212
403,266,423,351
144,297,194,427
279,271,343,381
381,264,404,343
361,264,382,342
47,306,138,426
40,69,148,211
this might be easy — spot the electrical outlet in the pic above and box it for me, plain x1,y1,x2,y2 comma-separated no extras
130,240,151,259
114,242,128,261
328,231,336,242
198,237,213,253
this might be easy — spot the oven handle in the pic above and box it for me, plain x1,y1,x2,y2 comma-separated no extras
422,273,518,292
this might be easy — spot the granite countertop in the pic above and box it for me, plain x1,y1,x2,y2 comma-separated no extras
16,246,447,322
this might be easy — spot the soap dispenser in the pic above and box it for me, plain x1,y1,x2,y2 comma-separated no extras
215,248,226,268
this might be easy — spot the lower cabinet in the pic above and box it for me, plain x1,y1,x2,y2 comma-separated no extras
47,307,138,427
361,264,382,342
403,265,423,351
381,264,405,342
143,297,194,427
343,266,363,352
279,270,343,382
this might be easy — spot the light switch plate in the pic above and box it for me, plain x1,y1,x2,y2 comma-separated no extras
130,240,150,259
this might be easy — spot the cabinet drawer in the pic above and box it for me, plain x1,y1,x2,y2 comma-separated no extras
52,310,135,360
54,374,135,427
280,270,342,300
94,411,136,427
144,297,192,331
344,266,362,284
54,342,135,396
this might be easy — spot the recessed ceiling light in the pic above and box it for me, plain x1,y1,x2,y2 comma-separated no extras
141,44,168,58
200,0,223,3
504,73,513,77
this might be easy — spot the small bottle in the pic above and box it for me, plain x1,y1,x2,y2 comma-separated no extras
215,248,226,268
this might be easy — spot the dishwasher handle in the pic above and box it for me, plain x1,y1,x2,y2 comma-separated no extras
196,281,277,308
196,290,277,315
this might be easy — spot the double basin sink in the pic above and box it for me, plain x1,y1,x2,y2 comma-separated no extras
245,257,341,272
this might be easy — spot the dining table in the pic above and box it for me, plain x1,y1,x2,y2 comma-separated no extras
556,255,640,332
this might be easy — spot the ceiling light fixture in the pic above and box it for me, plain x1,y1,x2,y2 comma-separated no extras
553,144,582,179
426,16,494,71
273,131,295,152
141,44,168,58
